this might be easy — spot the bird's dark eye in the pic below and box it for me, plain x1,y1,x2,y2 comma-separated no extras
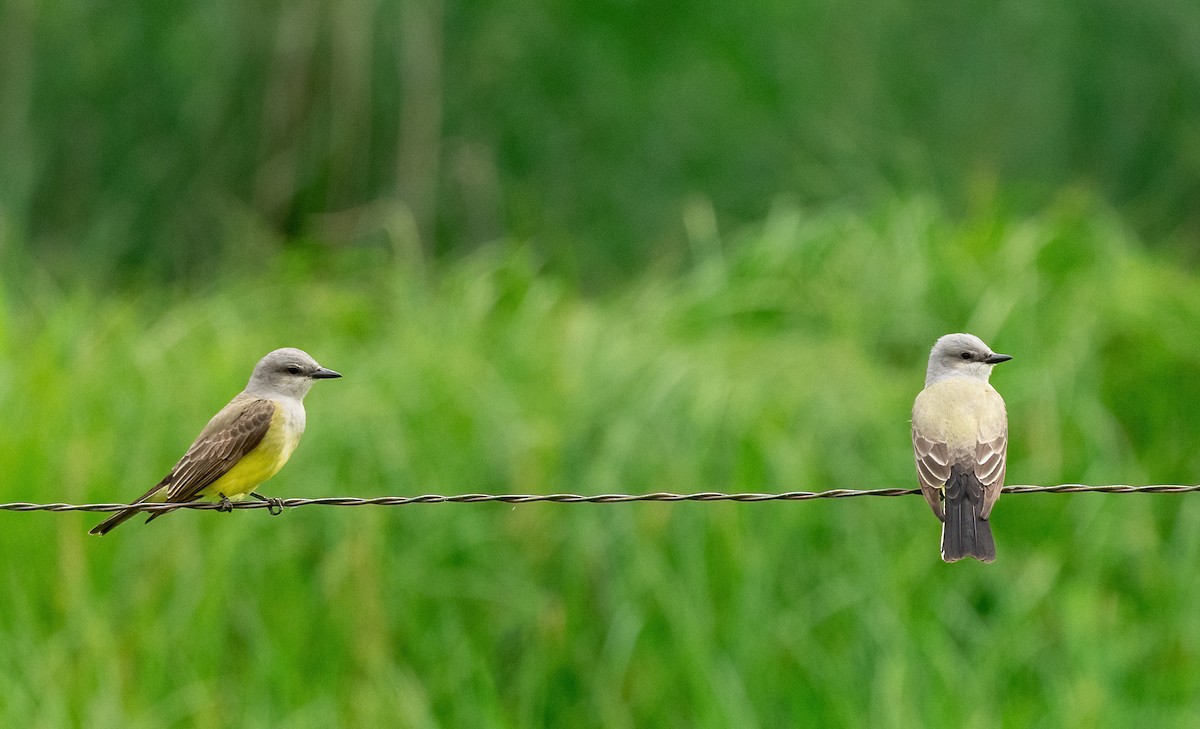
960,351,973,360
286,365,302,375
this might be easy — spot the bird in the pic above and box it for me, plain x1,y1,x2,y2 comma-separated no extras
89,348,341,535
911,333,1011,562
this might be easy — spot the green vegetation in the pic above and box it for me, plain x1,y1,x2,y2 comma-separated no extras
4,1,1199,723
1,197,1199,726
4,0,1200,280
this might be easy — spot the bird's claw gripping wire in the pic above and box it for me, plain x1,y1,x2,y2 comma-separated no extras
251,492,285,516
216,493,234,513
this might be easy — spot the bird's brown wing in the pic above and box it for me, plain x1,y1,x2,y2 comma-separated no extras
161,396,276,503
912,427,952,521
975,427,1007,519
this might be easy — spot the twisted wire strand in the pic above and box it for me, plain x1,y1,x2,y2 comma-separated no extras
3,484,1200,513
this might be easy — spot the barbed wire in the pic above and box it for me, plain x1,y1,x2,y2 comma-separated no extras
2,484,1199,514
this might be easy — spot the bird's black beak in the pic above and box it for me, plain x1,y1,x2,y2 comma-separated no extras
983,353,1013,364
311,367,342,379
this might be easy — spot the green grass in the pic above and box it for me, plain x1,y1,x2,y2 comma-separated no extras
2,196,1200,727
7,0,1200,279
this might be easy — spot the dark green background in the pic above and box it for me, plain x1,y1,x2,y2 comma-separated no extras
4,0,1199,279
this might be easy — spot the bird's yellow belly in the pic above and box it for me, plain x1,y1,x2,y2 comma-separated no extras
913,378,1005,452
199,410,300,500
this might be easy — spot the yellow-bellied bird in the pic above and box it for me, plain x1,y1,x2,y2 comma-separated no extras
912,333,1011,562
90,348,341,535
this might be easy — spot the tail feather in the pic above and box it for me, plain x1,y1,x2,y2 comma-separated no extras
88,508,142,536
940,466,996,563
89,482,171,536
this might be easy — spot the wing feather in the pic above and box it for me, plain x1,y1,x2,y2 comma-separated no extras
161,397,276,503
912,428,951,521
975,428,1007,519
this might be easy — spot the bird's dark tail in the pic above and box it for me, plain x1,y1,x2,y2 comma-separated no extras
941,466,996,563
89,482,170,536
89,508,142,536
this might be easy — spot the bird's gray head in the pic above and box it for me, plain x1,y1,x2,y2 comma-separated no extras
924,333,1012,386
244,348,341,399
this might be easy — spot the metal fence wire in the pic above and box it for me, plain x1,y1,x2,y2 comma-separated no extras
3,484,1199,515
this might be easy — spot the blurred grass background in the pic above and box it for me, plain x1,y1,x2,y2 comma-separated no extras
2,1,1200,727
4,0,1200,279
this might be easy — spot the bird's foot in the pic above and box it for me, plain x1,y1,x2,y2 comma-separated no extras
251,491,285,516
216,493,234,513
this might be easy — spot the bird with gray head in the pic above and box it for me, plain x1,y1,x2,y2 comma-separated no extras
245,348,340,399
90,348,341,535
911,333,1012,562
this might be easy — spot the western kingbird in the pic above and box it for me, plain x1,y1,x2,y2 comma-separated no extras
911,333,1011,563
89,348,341,535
